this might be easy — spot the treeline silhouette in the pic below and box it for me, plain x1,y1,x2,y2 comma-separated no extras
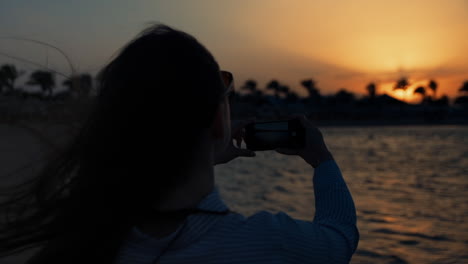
0,63,467,123
0,64,92,100
231,77,468,123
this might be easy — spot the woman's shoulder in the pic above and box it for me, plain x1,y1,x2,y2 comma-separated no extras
220,210,291,233
221,210,317,239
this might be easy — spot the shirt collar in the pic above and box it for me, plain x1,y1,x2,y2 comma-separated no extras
196,187,229,212
125,187,230,252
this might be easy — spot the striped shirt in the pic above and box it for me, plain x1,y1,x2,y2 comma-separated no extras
115,160,359,263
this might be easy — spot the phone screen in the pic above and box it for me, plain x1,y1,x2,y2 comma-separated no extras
254,122,289,131
245,120,304,151
252,122,290,145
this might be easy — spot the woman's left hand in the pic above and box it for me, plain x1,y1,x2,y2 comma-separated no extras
214,119,256,165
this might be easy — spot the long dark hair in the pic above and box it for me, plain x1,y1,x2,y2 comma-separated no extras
0,24,225,263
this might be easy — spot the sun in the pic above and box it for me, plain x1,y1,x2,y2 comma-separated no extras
392,89,407,100
379,82,422,103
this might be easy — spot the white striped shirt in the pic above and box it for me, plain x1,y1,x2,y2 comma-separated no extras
115,160,359,263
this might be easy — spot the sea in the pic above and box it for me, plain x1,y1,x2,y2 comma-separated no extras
215,125,468,264
1,124,467,263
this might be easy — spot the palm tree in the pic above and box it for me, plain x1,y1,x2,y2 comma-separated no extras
460,81,468,93
266,80,280,98
0,64,21,94
241,80,257,94
454,80,468,107
301,79,319,98
394,77,410,91
63,73,93,98
428,80,438,99
413,86,426,104
300,78,322,106
366,82,377,101
27,70,55,97
394,77,410,101
278,85,290,98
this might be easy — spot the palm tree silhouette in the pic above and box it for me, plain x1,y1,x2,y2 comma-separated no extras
300,79,321,106
394,77,410,101
301,79,319,98
63,73,93,98
241,80,257,94
278,85,290,98
0,64,21,94
366,82,377,101
428,80,438,99
27,70,55,97
460,81,468,93
266,80,280,98
454,80,468,107
413,86,426,104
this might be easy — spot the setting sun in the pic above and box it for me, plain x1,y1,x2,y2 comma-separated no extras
0,2,467,264
0,0,467,101
218,0,468,99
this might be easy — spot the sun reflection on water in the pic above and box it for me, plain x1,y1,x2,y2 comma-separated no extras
216,125,468,263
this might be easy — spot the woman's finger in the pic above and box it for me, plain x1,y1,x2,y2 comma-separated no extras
232,118,255,136
235,137,242,148
275,148,300,156
236,148,256,157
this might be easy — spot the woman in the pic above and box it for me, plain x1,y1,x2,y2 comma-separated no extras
0,24,358,263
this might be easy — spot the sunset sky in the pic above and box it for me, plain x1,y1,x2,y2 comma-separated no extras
1,0,467,102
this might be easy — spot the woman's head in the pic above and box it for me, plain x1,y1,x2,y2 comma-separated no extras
97,24,227,154
98,24,226,127
0,24,232,263
80,24,230,207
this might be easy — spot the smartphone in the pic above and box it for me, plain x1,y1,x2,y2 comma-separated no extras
244,119,305,151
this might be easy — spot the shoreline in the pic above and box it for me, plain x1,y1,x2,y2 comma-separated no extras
314,119,468,127
1,119,467,128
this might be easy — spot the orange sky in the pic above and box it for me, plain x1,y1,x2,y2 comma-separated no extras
1,0,467,102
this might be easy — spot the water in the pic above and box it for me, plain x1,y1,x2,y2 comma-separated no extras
1,124,467,263
215,126,468,264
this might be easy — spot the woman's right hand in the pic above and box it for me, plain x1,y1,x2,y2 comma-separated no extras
276,115,333,168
